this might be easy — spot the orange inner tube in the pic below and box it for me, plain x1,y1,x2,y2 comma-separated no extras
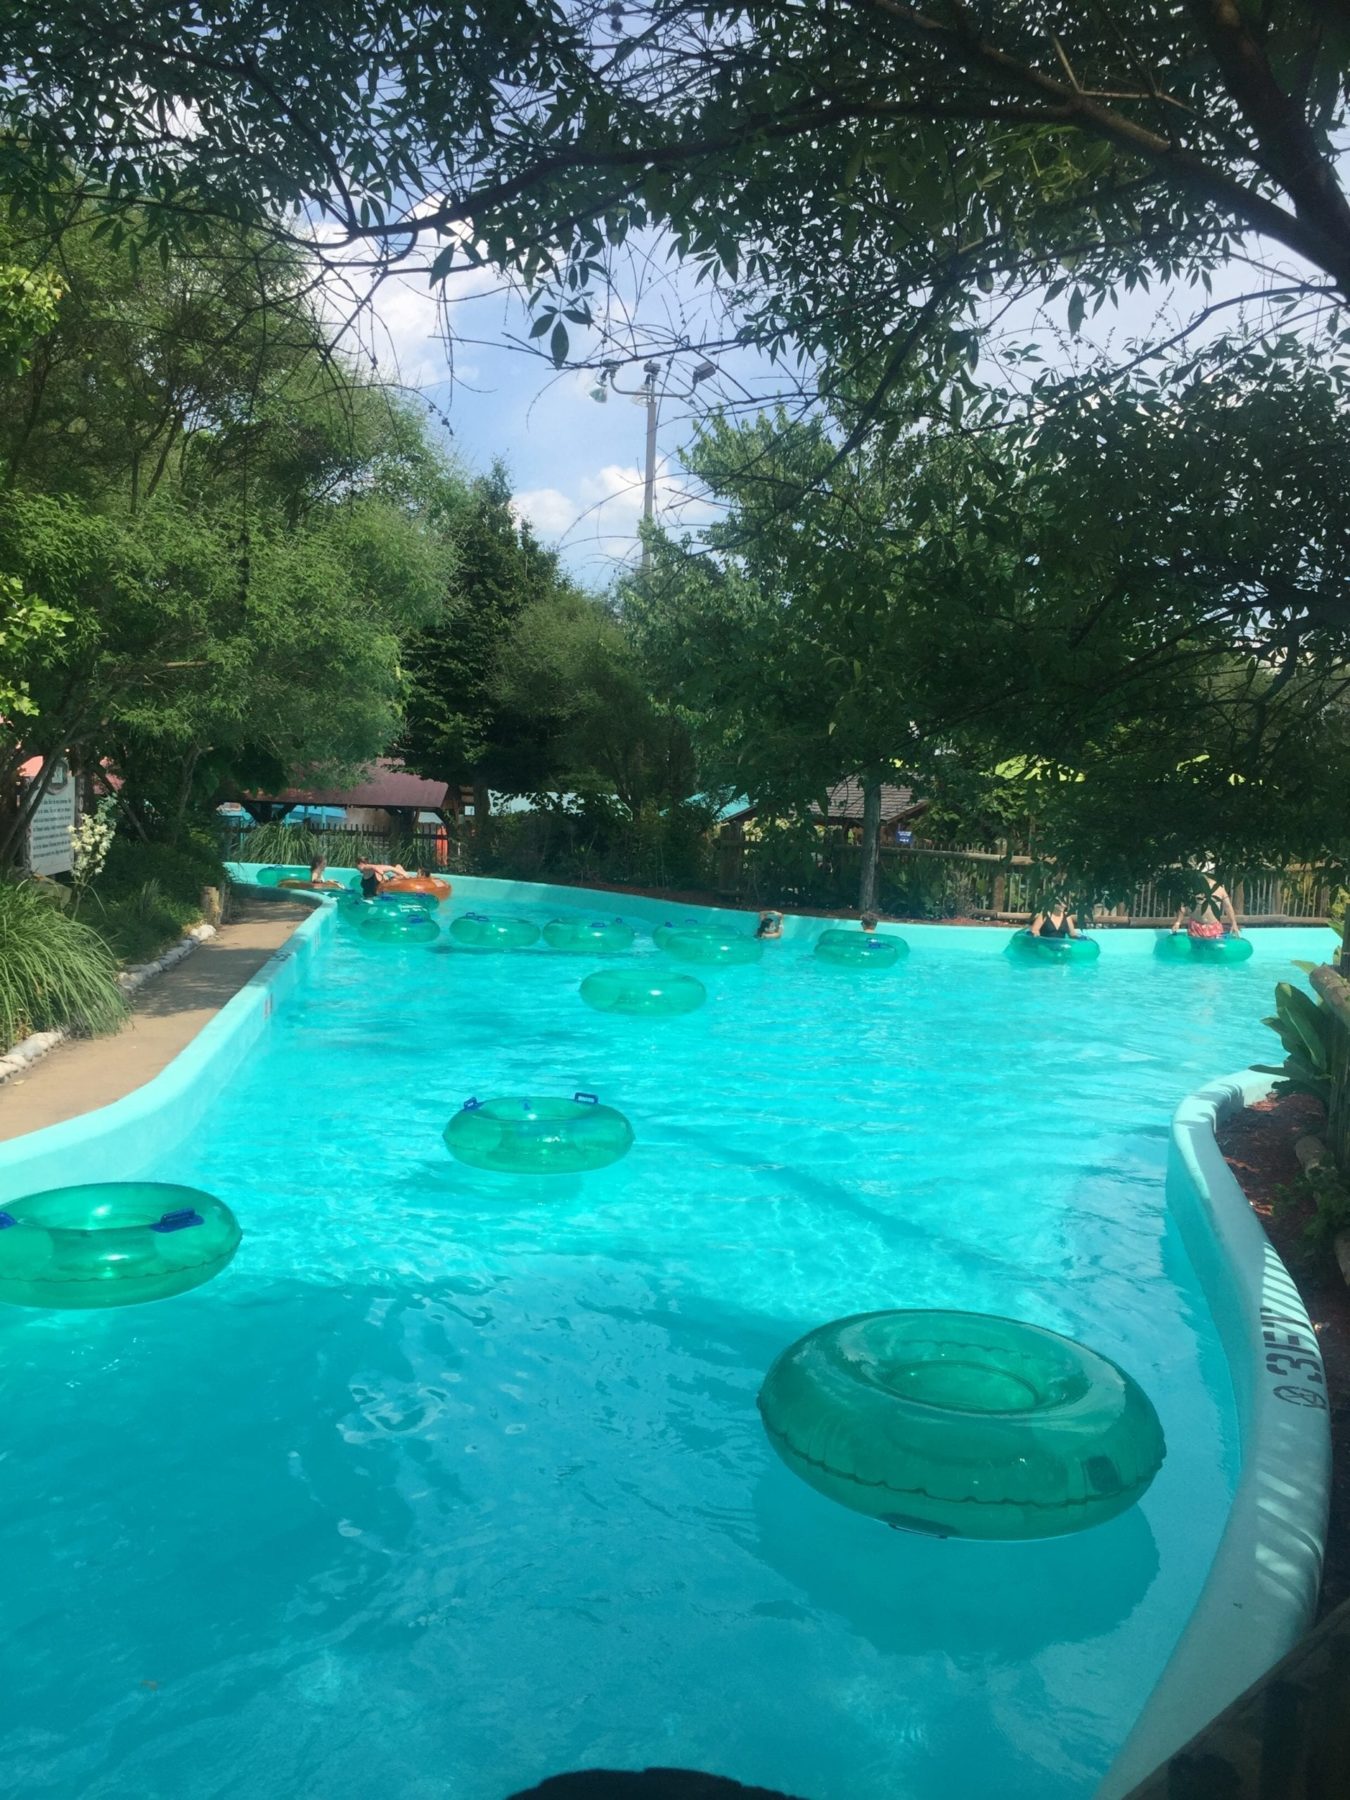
382,876,451,901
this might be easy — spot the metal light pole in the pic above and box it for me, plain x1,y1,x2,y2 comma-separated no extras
640,360,660,567
607,356,718,571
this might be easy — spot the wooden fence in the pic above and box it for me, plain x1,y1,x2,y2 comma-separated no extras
882,844,1333,926
221,817,1334,927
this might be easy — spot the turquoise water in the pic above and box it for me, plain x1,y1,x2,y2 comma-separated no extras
0,905,1330,1800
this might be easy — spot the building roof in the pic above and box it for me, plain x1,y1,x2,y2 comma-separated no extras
242,759,453,811
724,780,921,827
812,779,917,824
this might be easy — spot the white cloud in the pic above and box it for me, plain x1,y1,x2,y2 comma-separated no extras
512,461,717,564
304,218,506,392
512,487,580,537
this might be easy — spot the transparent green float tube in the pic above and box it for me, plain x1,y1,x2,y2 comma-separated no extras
449,913,542,950
815,929,907,968
758,1309,1165,1539
580,968,706,1015
0,1183,242,1309
1006,932,1100,964
543,918,635,954
444,1093,635,1174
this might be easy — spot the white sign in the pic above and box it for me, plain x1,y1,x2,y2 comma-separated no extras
25,758,77,876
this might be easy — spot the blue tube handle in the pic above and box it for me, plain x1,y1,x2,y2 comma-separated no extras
151,1209,204,1233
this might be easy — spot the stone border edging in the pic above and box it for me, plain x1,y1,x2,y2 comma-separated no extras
0,922,217,1088
1098,1069,1333,1798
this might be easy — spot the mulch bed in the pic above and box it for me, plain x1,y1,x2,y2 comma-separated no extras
1217,1093,1350,1616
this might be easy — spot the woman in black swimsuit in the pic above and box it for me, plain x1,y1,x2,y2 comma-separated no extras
1029,899,1083,940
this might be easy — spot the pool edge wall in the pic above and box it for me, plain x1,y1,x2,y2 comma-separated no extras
1096,1069,1332,1799
0,892,334,1198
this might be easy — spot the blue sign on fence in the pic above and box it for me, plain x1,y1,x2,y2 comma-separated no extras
895,829,914,846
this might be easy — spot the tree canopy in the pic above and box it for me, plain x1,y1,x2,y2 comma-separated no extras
635,333,1350,900
398,465,693,813
0,205,454,862
4,3,1349,404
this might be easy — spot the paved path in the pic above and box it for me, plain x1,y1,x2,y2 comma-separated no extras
0,891,311,1141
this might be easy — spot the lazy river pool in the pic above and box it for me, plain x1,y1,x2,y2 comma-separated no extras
0,892,1333,1800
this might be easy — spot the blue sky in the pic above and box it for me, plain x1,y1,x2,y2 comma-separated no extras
337,228,1330,587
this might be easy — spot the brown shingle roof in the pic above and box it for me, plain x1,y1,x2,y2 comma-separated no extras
242,759,452,810
810,780,916,824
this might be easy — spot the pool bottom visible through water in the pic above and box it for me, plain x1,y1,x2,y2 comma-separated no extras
0,909,1331,1800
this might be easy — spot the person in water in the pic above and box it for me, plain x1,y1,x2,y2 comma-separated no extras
860,912,879,933
307,856,344,890
1029,898,1084,939
1172,877,1241,941
356,860,407,899
755,910,783,939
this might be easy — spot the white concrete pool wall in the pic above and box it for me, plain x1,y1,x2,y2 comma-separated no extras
0,865,1334,1797
1096,1068,1332,1797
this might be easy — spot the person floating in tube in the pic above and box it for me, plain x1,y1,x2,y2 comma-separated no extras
860,912,879,933
1029,898,1084,940
306,857,345,891
1171,875,1241,942
357,860,408,899
755,910,783,939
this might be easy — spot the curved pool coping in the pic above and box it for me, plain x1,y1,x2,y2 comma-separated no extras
0,866,1333,1795
1096,1069,1332,1797
0,890,335,1200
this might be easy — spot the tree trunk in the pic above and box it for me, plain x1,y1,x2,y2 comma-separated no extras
472,783,491,843
858,776,882,914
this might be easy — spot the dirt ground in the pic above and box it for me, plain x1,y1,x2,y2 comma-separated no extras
1217,1092,1350,1616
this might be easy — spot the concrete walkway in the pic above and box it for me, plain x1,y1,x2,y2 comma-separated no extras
0,891,312,1142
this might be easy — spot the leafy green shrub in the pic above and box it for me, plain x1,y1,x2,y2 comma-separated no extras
100,829,223,902
95,879,201,967
1274,1161,1350,1255
0,879,128,1049
1255,980,1335,1108
467,801,716,894
1302,1161,1350,1250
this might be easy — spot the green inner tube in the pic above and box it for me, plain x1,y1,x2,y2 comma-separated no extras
444,1094,634,1174
814,929,907,969
0,1182,242,1310
580,968,707,1016
1155,931,1253,964
253,864,316,887
655,924,764,966
357,906,439,946
543,917,635,955
1006,931,1101,964
758,1309,1165,1540
448,912,542,950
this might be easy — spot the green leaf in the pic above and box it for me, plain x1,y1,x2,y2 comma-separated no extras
549,320,569,365
1067,288,1085,335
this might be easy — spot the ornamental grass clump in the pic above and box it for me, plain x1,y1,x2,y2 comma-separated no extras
0,879,127,1051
